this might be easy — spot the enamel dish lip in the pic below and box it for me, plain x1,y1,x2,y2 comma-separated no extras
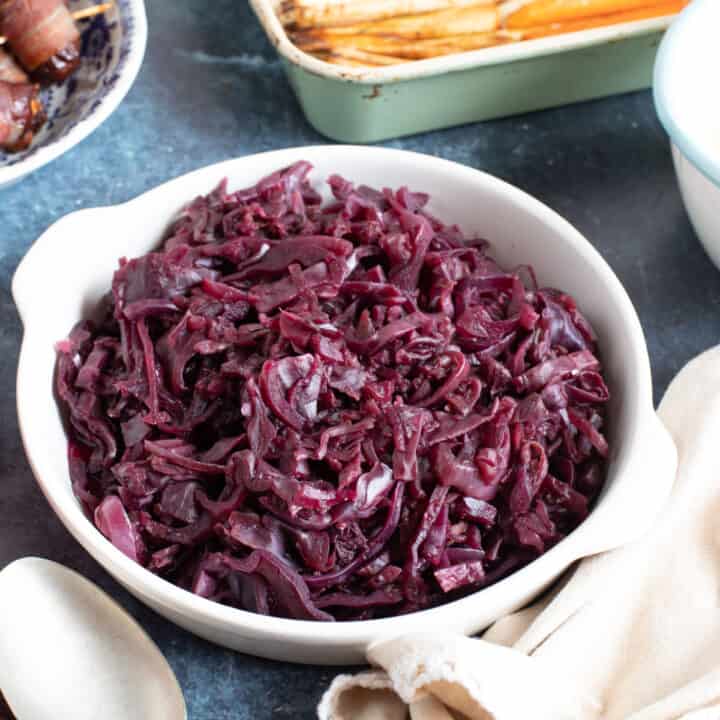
12,146,676,664
653,0,720,187
252,0,674,84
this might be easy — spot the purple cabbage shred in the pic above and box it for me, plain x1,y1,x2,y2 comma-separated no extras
56,161,610,621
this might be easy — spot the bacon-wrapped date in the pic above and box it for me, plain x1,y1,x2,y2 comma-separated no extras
0,47,28,82
0,79,45,152
0,0,80,83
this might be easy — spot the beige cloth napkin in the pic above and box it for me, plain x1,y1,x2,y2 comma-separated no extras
320,346,720,720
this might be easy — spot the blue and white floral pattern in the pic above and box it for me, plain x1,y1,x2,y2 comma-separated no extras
1,0,137,168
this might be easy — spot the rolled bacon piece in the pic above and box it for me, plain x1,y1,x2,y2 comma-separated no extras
0,0,80,83
0,47,28,82
0,79,46,152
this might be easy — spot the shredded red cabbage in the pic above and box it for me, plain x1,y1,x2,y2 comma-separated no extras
56,161,609,621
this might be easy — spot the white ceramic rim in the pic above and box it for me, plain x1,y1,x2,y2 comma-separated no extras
653,0,720,187
251,0,674,84
14,146,655,649
0,0,148,187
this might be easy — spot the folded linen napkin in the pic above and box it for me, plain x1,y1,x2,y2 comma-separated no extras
320,346,720,720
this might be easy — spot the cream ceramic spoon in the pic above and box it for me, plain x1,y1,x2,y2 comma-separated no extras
0,558,186,720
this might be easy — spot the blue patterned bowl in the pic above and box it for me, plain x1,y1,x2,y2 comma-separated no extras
0,0,147,188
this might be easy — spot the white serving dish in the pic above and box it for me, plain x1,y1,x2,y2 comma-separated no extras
0,0,147,189
654,0,720,269
13,146,676,665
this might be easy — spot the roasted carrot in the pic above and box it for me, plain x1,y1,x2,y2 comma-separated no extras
279,0,494,29
505,0,676,29
282,0,687,68
322,48,410,65
515,0,688,37
295,31,511,58
324,57,378,66
294,5,499,39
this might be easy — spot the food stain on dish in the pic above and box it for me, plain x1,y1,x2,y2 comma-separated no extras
55,161,610,622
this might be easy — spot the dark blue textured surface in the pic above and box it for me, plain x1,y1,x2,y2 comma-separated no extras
1,2,719,718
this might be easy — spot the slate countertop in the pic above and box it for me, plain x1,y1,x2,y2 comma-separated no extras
1,1,718,718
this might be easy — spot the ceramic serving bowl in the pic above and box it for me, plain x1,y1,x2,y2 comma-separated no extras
654,0,720,270
0,0,147,189
13,146,676,665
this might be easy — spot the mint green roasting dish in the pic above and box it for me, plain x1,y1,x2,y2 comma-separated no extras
251,0,673,144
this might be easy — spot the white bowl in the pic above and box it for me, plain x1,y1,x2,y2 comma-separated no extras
13,146,676,665
654,0,720,269
0,0,147,189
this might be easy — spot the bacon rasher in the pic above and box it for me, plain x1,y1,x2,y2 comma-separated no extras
0,0,80,82
0,78,45,151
